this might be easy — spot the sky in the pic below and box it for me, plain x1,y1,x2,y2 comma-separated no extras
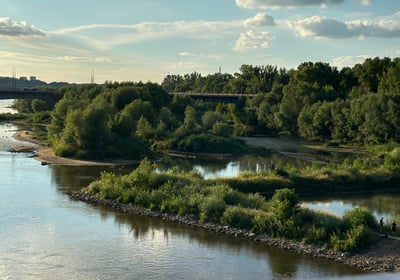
0,0,399,83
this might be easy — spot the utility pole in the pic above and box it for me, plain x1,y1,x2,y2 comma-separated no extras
91,69,95,84
12,66,16,89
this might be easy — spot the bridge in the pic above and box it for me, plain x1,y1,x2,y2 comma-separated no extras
0,89,255,103
0,89,58,101
169,92,255,103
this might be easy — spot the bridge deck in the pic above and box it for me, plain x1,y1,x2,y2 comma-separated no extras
0,90,57,100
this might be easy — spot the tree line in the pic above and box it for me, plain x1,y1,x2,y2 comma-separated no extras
10,56,400,160
162,57,400,144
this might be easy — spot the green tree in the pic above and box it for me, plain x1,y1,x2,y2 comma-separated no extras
136,116,153,140
269,188,299,220
201,111,227,130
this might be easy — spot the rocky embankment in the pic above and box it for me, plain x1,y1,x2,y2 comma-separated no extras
68,191,400,273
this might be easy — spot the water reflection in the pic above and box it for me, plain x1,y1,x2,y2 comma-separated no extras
302,193,400,220
50,164,135,191
81,202,365,279
157,154,312,179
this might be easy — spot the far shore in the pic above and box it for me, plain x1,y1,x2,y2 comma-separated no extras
11,129,139,166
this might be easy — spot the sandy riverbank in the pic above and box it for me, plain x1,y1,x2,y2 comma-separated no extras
11,130,138,166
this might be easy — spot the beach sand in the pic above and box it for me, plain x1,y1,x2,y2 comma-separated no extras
11,129,137,166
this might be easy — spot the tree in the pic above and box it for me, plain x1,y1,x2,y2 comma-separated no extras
183,105,199,130
269,188,299,220
378,60,400,96
201,111,226,130
353,57,391,93
136,116,153,140
31,99,49,112
122,99,156,126
157,106,178,131
212,122,232,137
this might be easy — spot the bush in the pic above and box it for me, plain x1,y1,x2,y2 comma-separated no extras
302,226,328,245
175,133,245,154
342,207,378,231
269,188,299,220
385,147,400,166
221,206,255,230
199,196,226,223
252,210,277,235
221,188,267,209
330,225,377,252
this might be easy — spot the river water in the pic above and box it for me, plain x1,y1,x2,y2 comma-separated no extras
0,101,398,279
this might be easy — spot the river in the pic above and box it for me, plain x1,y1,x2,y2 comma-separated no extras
0,101,398,279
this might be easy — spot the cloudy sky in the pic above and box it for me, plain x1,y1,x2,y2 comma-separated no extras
0,0,399,83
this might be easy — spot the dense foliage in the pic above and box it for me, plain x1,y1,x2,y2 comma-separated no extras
85,159,379,252
163,57,400,144
42,82,249,159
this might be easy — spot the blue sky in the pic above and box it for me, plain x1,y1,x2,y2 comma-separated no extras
0,0,399,83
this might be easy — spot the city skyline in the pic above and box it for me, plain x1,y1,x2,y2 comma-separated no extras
1,0,400,83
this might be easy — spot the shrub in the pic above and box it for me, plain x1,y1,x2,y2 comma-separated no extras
330,225,377,252
385,147,400,166
342,207,378,231
222,188,267,209
199,196,226,223
269,188,299,220
252,210,277,235
302,225,328,245
221,206,255,230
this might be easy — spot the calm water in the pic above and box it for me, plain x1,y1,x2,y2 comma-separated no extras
0,102,398,279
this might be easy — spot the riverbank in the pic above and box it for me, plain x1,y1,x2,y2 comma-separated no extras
11,129,139,166
69,191,400,273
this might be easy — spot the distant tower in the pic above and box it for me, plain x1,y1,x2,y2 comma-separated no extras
91,70,95,84
12,66,16,89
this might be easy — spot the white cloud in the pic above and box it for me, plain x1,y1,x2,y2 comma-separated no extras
53,20,243,50
234,30,274,51
244,13,276,27
289,13,400,39
0,50,110,65
0,17,46,37
331,55,371,68
178,52,196,57
57,56,111,63
170,61,202,69
236,0,344,9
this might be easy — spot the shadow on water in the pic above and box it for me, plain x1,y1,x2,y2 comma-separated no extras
88,202,366,279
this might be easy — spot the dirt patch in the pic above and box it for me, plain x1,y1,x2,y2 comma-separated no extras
11,130,138,166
